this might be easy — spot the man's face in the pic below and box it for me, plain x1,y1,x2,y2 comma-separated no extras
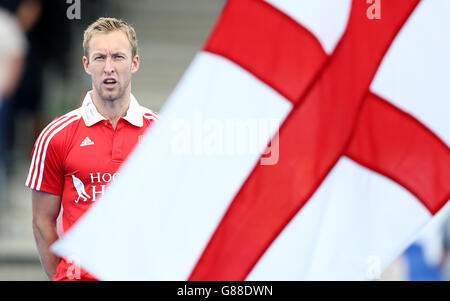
83,30,139,102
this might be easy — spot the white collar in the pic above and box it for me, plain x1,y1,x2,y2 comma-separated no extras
81,91,144,127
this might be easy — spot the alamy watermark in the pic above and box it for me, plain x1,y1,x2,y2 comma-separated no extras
366,0,381,20
65,255,82,280
66,0,81,20
170,112,280,166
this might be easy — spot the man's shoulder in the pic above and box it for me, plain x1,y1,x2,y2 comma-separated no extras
37,107,83,145
48,107,83,130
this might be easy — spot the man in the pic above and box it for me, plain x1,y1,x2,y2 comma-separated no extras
26,17,159,281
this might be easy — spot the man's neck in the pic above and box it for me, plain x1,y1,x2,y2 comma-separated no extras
91,90,130,129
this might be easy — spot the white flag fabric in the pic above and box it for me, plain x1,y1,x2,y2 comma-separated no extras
52,0,450,280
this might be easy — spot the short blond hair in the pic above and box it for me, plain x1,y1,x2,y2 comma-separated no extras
83,17,138,59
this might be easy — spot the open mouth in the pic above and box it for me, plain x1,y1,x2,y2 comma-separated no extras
103,78,117,88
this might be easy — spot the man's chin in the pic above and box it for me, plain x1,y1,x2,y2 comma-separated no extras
99,90,121,102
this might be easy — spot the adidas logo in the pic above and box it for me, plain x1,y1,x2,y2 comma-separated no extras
80,137,95,147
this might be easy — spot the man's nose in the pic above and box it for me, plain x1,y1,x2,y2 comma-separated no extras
104,57,115,74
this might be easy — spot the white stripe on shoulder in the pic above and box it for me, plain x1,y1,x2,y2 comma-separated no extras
26,109,82,189
26,115,70,187
35,115,82,190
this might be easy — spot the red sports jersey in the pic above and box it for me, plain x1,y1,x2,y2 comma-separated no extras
26,91,158,281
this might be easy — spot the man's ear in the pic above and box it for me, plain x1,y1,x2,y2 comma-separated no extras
131,55,140,74
82,56,91,75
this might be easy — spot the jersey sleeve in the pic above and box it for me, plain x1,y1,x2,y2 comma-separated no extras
25,124,65,196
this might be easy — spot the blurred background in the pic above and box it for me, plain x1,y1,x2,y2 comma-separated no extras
0,0,448,281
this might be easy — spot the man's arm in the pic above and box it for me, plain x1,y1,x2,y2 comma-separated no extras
31,190,62,280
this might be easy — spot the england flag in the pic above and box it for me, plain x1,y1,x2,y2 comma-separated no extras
53,0,450,280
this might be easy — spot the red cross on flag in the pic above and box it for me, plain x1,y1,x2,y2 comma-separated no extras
53,0,450,280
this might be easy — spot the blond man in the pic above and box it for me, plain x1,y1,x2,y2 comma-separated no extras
26,17,158,281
